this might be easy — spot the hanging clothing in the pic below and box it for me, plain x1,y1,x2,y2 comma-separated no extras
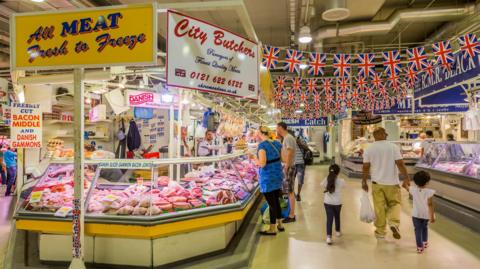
115,119,127,159
127,120,141,152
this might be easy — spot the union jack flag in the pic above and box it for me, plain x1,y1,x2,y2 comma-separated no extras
405,66,418,88
314,93,320,104
287,92,295,103
333,54,351,77
338,91,347,101
306,78,317,95
262,45,280,70
357,53,376,78
458,33,480,60
382,50,402,77
275,76,286,91
326,92,334,103
346,98,353,109
291,77,303,91
371,73,384,91
387,76,401,92
406,46,428,72
337,77,351,93
351,88,360,100
432,41,454,70
423,60,435,78
300,91,307,103
284,49,303,74
274,89,283,101
390,97,396,106
365,87,374,100
308,52,326,76
322,78,334,95
334,101,342,112
355,76,368,92
304,102,310,112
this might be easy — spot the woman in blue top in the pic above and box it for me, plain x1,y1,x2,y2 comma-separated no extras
251,126,285,235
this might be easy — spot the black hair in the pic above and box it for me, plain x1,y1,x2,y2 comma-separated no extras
425,130,433,137
324,164,340,194
277,122,288,131
413,171,431,187
447,134,455,141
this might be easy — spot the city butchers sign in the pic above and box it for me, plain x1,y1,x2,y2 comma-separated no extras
11,3,156,70
167,10,259,100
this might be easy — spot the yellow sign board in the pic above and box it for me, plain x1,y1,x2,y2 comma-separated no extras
11,3,156,70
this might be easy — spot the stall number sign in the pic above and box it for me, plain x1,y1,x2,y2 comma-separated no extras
11,3,156,70
167,11,259,100
10,103,42,148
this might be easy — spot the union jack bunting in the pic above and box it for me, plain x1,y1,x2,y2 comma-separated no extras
275,76,286,91
284,49,303,74
458,33,480,60
287,92,295,103
338,91,347,101
306,78,317,95
322,78,334,95
371,73,384,91
291,77,303,91
433,41,454,70
365,87,374,100
308,52,326,76
300,91,307,103
405,66,418,88
357,53,376,78
351,88,360,100
337,77,351,93
274,89,283,100
387,76,401,91
382,50,402,77
326,92,334,103
355,76,368,92
406,46,428,72
333,54,351,77
262,45,280,70
378,85,387,97
314,93,321,104
423,60,435,78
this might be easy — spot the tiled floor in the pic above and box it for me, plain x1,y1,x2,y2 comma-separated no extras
250,165,480,269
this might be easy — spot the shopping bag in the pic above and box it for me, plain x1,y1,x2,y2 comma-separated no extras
360,191,376,223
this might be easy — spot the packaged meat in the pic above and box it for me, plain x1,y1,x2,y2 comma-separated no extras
168,196,187,203
189,199,204,208
157,176,171,186
146,205,162,215
132,206,148,215
173,202,192,210
158,203,173,211
117,205,134,215
138,197,151,208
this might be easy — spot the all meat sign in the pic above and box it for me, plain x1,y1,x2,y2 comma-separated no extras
10,103,42,148
11,3,156,70
167,10,259,100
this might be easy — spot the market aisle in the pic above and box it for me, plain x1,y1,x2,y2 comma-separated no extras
0,196,15,267
250,165,480,269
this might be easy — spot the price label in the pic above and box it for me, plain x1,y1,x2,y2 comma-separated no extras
102,194,118,203
29,191,43,203
54,206,72,218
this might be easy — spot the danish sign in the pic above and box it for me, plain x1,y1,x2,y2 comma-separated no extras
11,3,156,70
167,11,259,100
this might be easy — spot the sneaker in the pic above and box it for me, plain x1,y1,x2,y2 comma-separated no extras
417,247,424,254
390,225,401,240
423,242,429,249
326,237,332,245
283,216,296,223
375,234,386,240
336,231,342,237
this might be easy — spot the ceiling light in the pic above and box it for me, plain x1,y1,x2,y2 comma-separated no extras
300,103,305,107
322,0,350,21
31,0,45,2
298,25,312,44
295,109,303,114
260,105,266,109
181,99,190,105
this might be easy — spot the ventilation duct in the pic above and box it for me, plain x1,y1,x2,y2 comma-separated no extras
322,0,350,21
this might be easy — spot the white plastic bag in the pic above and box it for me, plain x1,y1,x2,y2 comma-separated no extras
360,191,376,223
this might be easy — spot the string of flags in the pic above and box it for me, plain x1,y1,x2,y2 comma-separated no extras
264,33,480,118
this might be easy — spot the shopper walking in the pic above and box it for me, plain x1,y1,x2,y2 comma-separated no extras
4,147,17,196
321,164,345,245
276,122,297,223
251,126,285,235
362,127,411,239
294,136,307,202
0,147,6,186
409,171,436,253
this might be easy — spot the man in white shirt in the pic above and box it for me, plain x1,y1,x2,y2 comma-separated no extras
197,130,218,157
362,127,411,240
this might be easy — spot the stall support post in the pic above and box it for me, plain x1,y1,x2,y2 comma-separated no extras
176,90,183,181
168,104,174,177
69,68,86,269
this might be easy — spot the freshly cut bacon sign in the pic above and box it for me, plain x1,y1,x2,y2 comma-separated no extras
167,11,259,100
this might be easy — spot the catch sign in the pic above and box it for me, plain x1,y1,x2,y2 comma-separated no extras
11,3,156,70
282,118,328,127
167,11,259,100
10,103,42,148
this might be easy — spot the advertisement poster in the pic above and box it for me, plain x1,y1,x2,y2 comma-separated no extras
10,103,42,148
282,117,328,127
167,11,259,100
126,90,168,108
11,3,156,70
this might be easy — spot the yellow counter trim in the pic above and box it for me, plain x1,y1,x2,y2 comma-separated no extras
16,192,258,239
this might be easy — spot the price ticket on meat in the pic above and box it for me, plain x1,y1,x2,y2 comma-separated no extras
10,103,42,148
167,11,259,100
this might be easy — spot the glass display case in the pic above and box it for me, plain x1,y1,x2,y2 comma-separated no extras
416,142,480,179
16,153,259,222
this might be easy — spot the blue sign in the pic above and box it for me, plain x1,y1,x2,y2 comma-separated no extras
414,53,480,98
282,117,328,126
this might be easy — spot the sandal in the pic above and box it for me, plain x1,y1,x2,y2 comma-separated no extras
277,226,285,232
259,231,277,236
